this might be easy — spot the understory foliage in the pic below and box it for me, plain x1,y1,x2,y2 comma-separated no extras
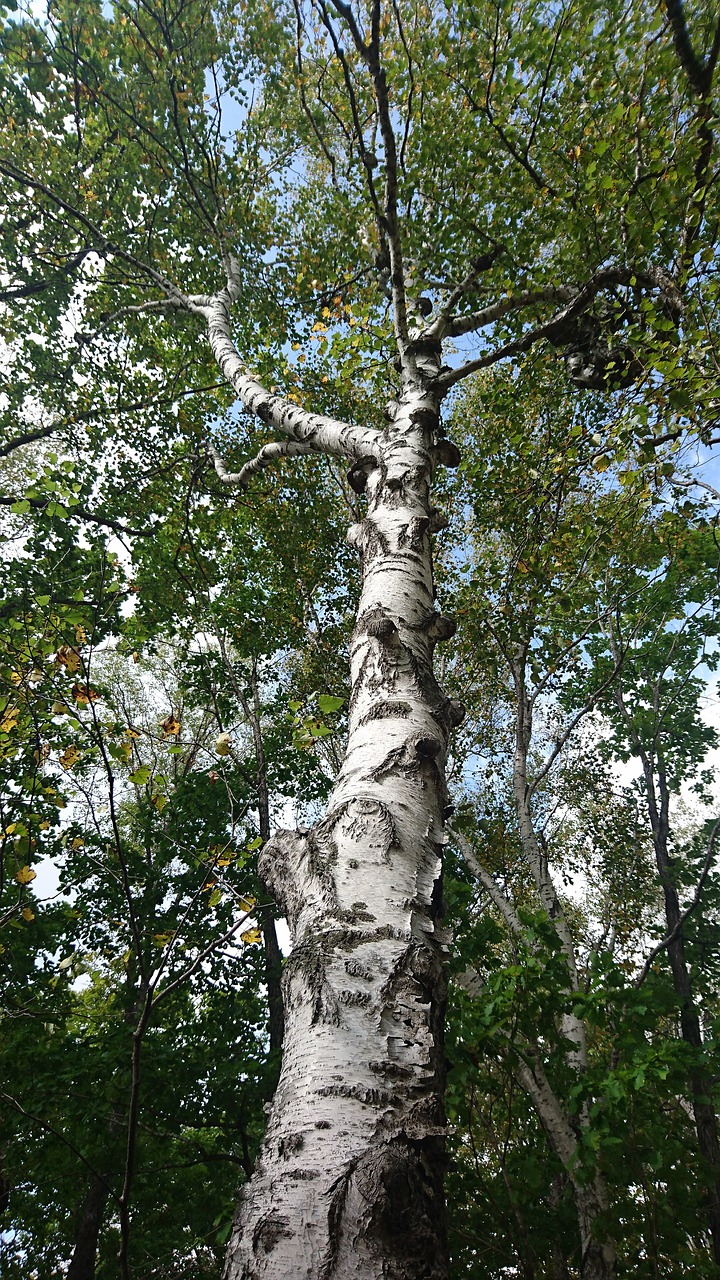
1,0,720,1276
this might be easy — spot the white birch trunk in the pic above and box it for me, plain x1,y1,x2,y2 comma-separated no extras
224,348,457,1279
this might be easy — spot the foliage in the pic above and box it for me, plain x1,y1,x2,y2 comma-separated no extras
2,0,720,1274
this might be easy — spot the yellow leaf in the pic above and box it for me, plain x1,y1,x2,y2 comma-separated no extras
16,866,36,885
60,744,80,770
240,927,262,945
21,907,35,921
160,715,181,737
56,646,81,673
0,709,19,733
75,625,87,644
215,732,232,756
72,683,99,704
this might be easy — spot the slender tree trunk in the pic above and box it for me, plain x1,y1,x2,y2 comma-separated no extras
607,631,720,1263
224,368,456,1278
647,766,720,1264
576,1181,616,1280
66,1175,109,1280
250,660,285,1055
511,671,616,1278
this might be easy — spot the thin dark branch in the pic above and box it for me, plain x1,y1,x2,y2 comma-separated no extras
0,249,91,303
636,815,720,986
1,1092,117,1202
0,494,154,538
664,0,715,96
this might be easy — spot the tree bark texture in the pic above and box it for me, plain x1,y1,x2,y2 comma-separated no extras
224,358,455,1279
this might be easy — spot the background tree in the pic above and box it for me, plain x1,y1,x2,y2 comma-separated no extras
442,357,720,1277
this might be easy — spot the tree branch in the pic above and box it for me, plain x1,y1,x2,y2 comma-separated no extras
437,265,681,391
209,439,316,489
450,827,524,937
0,494,153,538
0,248,91,304
444,285,576,340
636,815,720,986
203,288,380,462
331,0,411,354
664,0,717,96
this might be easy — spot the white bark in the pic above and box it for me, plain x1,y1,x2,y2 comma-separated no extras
203,290,380,464
224,348,457,1280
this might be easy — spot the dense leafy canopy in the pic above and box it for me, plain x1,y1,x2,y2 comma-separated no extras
1,0,720,1275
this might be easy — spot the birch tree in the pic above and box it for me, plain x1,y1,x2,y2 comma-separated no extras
2,0,720,1276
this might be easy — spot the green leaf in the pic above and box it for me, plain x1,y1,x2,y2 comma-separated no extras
317,694,344,714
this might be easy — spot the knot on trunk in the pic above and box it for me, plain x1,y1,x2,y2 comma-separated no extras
346,522,364,553
409,405,439,433
432,440,461,469
371,733,444,781
259,828,338,934
362,606,398,641
415,735,442,760
423,613,456,643
323,1136,448,1279
428,506,448,533
446,699,466,727
347,454,378,494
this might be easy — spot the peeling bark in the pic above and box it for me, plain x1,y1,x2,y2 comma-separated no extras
225,358,453,1279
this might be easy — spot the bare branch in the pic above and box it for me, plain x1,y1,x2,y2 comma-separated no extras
204,289,380,462
209,439,316,489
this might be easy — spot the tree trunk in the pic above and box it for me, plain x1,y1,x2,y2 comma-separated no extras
66,1174,109,1280
608,639,720,1264
655,831,720,1263
511,673,616,1277
250,660,285,1056
224,372,455,1278
576,1181,616,1280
